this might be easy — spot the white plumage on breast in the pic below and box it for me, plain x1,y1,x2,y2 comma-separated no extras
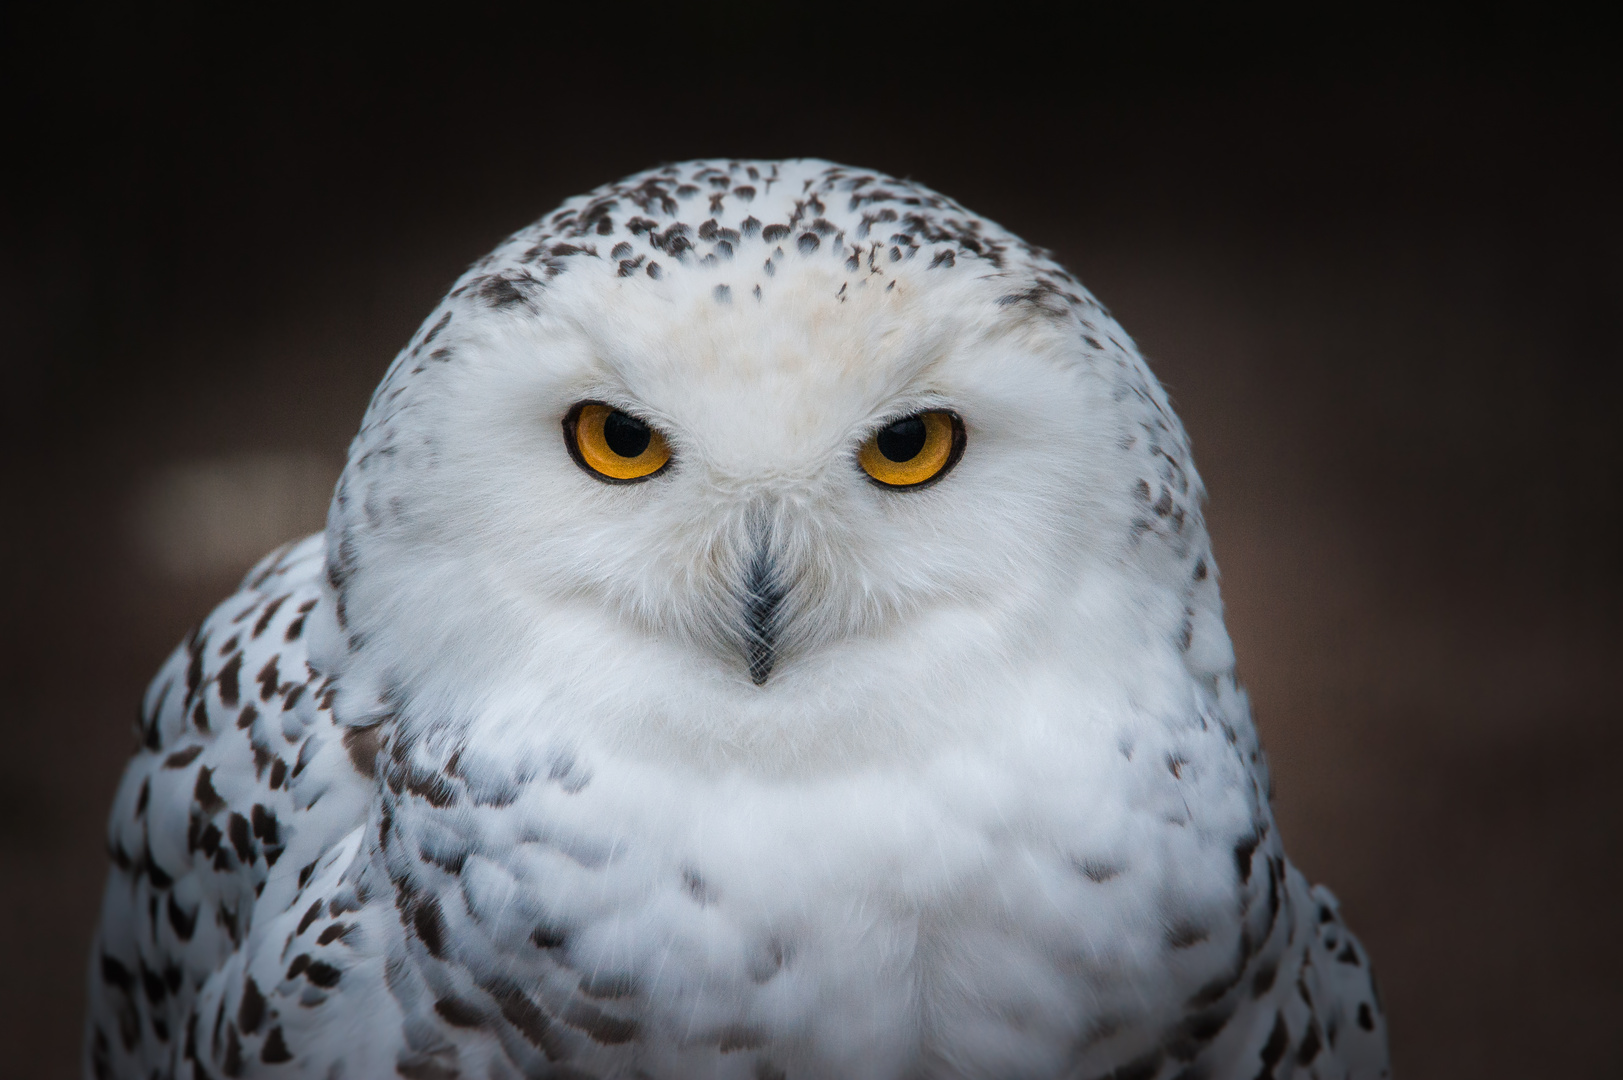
87,158,1388,1079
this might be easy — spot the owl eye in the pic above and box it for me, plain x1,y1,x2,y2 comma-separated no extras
858,410,965,489
564,401,672,483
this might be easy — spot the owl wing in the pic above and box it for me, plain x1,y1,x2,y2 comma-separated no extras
1282,875,1390,1077
1200,862,1390,1080
85,534,378,1079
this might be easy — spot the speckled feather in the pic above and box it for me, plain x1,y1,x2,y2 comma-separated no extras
88,160,1388,1079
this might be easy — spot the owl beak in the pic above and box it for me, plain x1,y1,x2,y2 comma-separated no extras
741,531,784,686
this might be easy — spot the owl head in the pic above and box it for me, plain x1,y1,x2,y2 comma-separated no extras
316,160,1234,773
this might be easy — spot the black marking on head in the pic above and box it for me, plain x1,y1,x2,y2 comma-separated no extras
996,277,1075,318
797,232,820,254
761,223,789,243
649,223,692,258
476,272,541,308
714,284,732,303
646,261,662,280
419,311,452,348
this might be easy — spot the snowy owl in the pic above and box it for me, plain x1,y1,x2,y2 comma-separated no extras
87,160,1389,1080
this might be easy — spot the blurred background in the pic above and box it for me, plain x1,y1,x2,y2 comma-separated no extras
2,4,1618,1076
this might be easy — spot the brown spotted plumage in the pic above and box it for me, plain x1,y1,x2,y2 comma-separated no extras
88,160,1388,1079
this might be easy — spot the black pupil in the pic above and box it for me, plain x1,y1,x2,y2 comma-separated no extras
876,416,928,462
602,411,651,458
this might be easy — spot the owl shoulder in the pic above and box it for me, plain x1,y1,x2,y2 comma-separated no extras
88,533,381,1075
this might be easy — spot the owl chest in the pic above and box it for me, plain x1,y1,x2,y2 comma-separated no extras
371,760,1254,1076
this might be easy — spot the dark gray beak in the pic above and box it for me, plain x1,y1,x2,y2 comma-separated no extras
741,530,785,685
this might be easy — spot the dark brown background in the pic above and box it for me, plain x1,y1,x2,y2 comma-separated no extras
3,5,1618,1077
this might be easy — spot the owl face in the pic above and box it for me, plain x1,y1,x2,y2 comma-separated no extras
327,162,1213,770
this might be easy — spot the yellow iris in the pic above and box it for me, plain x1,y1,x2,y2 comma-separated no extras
565,402,671,483
858,410,964,488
